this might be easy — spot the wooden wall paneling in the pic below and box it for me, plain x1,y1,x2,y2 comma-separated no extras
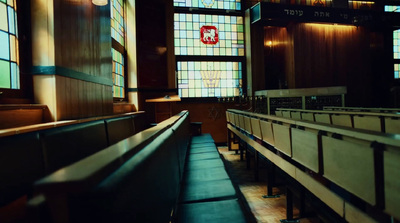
272,123,292,156
288,23,378,106
322,136,376,205
353,115,382,132
70,78,79,119
61,76,69,120
291,128,319,172
264,27,290,89
384,149,400,220
78,80,86,119
331,114,353,128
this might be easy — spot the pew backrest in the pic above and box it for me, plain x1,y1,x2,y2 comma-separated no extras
0,132,45,206
40,120,109,174
0,112,148,208
31,111,190,223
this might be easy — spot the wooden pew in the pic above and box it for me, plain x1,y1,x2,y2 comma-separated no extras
0,111,148,221
29,112,187,223
226,109,400,222
29,111,250,223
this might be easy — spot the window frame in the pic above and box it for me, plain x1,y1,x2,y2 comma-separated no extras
0,0,32,103
111,0,128,102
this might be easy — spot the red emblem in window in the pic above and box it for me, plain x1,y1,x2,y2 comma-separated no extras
200,26,218,45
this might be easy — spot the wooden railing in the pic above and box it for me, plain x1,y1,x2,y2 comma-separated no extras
226,109,400,222
275,108,400,134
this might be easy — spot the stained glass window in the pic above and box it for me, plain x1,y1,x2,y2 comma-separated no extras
173,0,241,11
394,29,399,59
111,0,124,46
385,5,400,12
394,29,400,79
177,61,242,98
112,48,125,98
174,13,245,56
0,0,19,89
111,0,125,98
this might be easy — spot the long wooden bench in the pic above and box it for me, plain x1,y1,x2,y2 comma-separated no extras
26,111,251,223
275,107,400,134
0,111,149,221
226,109,400,223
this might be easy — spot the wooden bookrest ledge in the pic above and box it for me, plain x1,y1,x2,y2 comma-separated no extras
227,109,400,223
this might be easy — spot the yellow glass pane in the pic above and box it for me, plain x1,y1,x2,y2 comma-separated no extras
0,3,8,32
15,37,19,65
9,35,15,62
7,0,13,6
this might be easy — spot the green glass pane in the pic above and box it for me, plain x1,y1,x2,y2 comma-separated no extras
0,0,7,3
0,60,10,88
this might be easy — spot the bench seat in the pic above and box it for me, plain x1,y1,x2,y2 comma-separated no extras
177,199,247,223
187,152,221,161
183,167,230,183
177,133,250,222
186,158,225,170
180,179,237,203
191,133,214,144
189,146,219,154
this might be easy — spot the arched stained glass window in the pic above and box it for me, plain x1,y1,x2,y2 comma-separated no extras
0,0,19,89
111,0,125,98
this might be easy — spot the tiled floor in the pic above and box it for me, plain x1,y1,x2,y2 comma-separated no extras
218,147,320,223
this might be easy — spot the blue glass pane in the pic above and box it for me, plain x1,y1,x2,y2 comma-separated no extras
10,62,18,89
8,6,14,34
0,31,10,60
